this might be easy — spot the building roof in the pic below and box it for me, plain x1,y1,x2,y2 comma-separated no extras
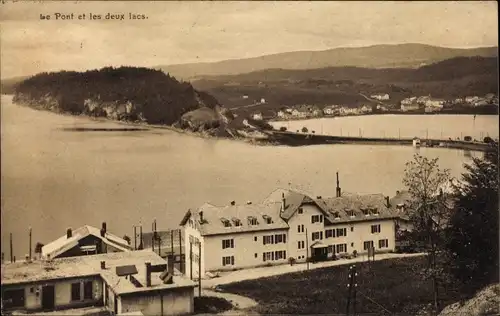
182,201,288,236
262,188,315,221
314,194,398,225
1,250,195,295
42,225,132,259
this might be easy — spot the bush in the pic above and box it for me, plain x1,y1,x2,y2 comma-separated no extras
301,127,309,133
194,296,233,314
464,136,472,141
288,257,296,265
484,136,493,143
279,126,287,131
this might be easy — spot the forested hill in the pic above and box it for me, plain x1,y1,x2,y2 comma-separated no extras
13,67,221,125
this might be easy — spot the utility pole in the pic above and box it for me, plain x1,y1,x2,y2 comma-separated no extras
190,242,193,280
305,228,309,270
133,226,137,250
198,242,202,298
139,225,143,250
10,233,13,263
179,230,183,274
170,230,174,259
29,227,32,261
346,264,358,316
152,221,155,252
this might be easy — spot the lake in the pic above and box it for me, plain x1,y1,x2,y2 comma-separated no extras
270,114,499,140
1,95,496,259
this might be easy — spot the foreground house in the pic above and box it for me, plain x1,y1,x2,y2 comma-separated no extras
1,250,196,316
181,185,401,278
42,223,132,259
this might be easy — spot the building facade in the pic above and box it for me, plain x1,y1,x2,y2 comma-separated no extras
181,187,401,278
1,250,196,316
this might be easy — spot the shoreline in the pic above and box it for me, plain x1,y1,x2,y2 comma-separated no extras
8,97,497,151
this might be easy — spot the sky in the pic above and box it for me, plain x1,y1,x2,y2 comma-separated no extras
0,1,498,79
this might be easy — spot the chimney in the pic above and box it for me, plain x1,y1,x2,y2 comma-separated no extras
385,196,391,208
100,261,106,269
230,201,236,206
336,172,342,197
145,262,152,287
167,255,174,275
66,228,72,239
101,222,107,237
199,211,204,223
281,193,286,212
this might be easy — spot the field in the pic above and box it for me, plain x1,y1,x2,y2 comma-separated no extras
219,257,468,315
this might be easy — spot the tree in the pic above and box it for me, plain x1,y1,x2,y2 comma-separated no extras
403,153,451,313
301,127,308,133
447,142,499,293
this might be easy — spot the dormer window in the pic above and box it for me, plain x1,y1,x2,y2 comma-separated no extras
361,209,370,216
371,208,380,216
262,215,273,224
248,216,258,226
333,212,340,220
221,218,231,227
232,218,242,227
298,207,303,214
346,210,355,218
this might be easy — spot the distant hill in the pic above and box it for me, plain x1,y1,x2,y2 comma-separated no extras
158,44,498,80
12,67,221,125
191,56,498,111
1,76,30,94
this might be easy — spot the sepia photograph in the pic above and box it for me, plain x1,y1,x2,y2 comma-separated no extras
1,1,498,315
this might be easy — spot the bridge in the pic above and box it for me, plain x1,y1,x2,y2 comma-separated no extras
265,130,495,152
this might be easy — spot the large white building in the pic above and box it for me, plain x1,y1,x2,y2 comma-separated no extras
181,187,401,278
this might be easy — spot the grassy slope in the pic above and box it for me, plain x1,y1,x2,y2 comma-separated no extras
219,257,467,315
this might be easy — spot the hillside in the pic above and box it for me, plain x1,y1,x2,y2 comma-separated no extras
159,44,497,80
1,76,30,95
191,56,499,112
12,67,222,126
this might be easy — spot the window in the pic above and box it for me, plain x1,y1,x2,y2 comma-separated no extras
350,227,354,232
232,218,242,227
274,234,286,244
297,224,305,233
347,210,355,217
254,236,257,242
371,208,380,216
327,245,334,253
222,239,234,249
311,214,323,223
263,251,286,261
362,209,370,216
221,218,231,227
371,224,381,234
263,235,273,245
263,215,273,224
336,244,347,253
333,212,340,220
83,281,93,300
298,207,303,214
71,282,81,301
325,229,333,238
312,232,322,241
248,217,258,226
3,289,25,308
336,228,347,237
379,239,389,249
222,256,235,266
297,241,305,249
351,242,354,247
364,241,374,250
255,253,258,258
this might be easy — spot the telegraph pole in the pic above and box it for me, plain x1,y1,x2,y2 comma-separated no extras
29,227,32,261
305,228,309,270
198,242,202,298
346,264,358,316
